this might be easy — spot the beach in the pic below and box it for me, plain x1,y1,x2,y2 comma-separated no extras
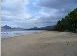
1,31,77,56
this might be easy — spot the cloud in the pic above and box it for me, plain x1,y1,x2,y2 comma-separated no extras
1,0,77,28
39,0,77,9
1,0,33,21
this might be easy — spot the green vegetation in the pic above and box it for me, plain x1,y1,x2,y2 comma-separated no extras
56,8,77,33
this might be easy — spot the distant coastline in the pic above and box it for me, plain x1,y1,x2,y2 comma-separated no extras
1,25,56,31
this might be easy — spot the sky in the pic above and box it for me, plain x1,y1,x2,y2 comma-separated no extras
1,0,77,28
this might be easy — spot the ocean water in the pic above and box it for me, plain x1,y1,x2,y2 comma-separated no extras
1,30,41,38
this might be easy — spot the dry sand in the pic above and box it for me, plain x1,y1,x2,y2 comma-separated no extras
1,31,77,56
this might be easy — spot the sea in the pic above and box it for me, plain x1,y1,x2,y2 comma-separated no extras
1,30,42,38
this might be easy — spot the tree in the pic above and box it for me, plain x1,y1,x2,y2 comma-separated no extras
56,8,77,33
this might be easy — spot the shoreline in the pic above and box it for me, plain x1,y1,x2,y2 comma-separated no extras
1,31,77,56
1,30,44,39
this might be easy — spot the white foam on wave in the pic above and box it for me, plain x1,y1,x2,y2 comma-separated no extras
1,30,41,38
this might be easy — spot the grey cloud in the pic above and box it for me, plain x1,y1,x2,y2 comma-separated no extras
1,0,77,28
36,0,77,26
35,16,59,26
39,0,77,9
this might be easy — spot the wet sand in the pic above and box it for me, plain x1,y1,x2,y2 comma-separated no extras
1,31,77,56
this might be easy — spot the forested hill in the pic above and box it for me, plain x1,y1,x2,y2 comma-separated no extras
56,8,77,33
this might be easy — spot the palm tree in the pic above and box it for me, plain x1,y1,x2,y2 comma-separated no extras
56,8,77,33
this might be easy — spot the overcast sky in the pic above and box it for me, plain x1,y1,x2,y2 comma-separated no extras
1,0,77,28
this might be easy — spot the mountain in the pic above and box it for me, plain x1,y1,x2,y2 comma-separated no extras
1,25,11,29
1,25,25,31
27,25,56,31
1,25,12,31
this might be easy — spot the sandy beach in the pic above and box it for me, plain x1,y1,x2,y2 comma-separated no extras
1,31,77,56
